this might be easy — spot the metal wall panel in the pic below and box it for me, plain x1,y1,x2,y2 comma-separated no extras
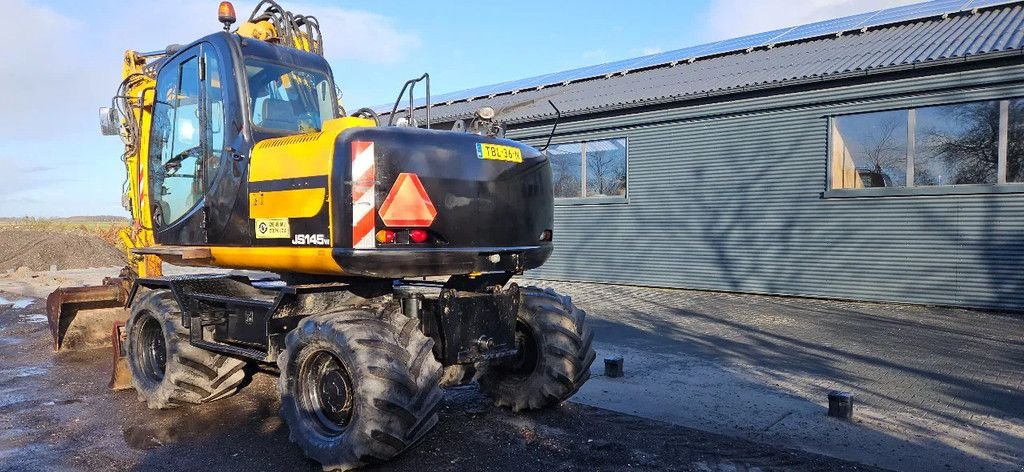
515,66,1024,311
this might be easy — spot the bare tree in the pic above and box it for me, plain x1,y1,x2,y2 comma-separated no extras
919,102,999,185
857,114,905,176
549,152,581,198
586,148,626,196
1009,101,1024,182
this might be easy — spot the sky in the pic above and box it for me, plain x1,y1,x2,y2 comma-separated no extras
0,0,917,217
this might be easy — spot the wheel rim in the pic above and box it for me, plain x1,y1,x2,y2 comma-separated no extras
298,350,354,437
136,314,167,382
506,321,540,376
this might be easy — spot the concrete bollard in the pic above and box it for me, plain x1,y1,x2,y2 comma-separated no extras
604,356,624,378
827,391,853,420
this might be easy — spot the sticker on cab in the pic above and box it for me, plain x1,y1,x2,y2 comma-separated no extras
476,143,523,163
254,218,290,239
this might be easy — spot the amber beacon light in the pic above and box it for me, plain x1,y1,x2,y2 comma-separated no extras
218,2,237,30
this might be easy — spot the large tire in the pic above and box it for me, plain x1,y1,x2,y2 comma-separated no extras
277,306,443,471
478,286,595,411
125,289,250,409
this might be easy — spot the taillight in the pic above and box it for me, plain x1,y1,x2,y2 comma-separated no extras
409,229,429,244
540,230,553,241
375,229,395,244
374,228,430,244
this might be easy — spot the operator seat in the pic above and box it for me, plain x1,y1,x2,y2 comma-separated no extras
260,99,298,131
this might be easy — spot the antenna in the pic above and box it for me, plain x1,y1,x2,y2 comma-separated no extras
538,100,560,152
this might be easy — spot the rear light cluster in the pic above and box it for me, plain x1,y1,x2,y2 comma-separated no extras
376,228,431,245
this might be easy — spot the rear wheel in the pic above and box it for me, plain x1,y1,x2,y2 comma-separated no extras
125,290,250,409
478,287,595,411
277,306,443,471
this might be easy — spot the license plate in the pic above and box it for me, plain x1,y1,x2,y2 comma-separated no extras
476,143,523,163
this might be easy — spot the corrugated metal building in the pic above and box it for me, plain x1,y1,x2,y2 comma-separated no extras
386,0,1024,311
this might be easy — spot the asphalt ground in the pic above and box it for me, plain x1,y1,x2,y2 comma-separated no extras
530,279,1024,471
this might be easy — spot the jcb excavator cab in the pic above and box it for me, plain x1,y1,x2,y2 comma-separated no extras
144,31,340,245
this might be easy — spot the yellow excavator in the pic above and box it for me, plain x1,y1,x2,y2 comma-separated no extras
46,1,594,470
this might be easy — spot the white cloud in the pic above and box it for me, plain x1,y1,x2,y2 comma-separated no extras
638,47,664,56
0,0,418,139
0,0,419,217
702,0,921,41
295,5,419,64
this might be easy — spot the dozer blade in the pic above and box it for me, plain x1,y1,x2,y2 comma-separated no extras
46,277,130,352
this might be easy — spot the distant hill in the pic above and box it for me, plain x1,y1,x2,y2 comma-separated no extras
0,216,129,225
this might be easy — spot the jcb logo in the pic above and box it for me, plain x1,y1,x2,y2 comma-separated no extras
292,234,329,246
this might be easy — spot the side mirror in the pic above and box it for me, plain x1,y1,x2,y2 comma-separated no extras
99,107,119,136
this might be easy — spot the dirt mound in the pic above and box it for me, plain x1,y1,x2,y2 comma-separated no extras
0,229,125,271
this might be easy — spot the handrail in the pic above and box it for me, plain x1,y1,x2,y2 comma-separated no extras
387,73,431,129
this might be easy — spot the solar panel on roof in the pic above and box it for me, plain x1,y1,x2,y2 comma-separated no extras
380,0,1019,114
770,12,877,44
861,0,968,27
967,0,1018,7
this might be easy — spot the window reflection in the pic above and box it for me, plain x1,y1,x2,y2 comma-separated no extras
915,102,999,186
831,98,1022,191
586,138,627,197
546,143,583,198
832,111,907,189
1007,99,1024,183
546,138,628,200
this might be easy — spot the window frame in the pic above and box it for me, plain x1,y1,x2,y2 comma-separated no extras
546,137,629,206
824,97,1024,198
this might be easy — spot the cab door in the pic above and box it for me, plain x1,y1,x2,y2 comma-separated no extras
149,41,247,246
149,45,208,244
199,41,250,246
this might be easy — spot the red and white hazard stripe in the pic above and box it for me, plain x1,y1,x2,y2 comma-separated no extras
351,141,376,249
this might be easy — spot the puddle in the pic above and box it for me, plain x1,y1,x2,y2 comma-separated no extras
17,314,47,324
124,424,176,450
41,398,81,407
0,390,30,409
0,366,49,383
0,297,34,309
0,337,22,347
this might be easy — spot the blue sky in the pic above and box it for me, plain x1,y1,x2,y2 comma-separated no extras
0,0,912,217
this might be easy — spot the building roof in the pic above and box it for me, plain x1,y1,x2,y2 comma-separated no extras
383,0,1024,125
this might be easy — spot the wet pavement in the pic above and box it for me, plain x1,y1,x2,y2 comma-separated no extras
0,289,875,472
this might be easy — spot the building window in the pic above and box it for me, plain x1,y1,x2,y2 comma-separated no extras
1006,99,1024,182
915,102,999,186
832,110,908,188
547,138,627,201
830,98,1022,191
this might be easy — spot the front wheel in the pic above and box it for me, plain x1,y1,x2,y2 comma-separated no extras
125,290,250,409
277,306,443,471
478,286,596,411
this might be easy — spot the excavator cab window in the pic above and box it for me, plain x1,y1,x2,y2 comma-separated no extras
151,53,204,226
245,60,336,133
148,43,228,230
203,50,226,190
